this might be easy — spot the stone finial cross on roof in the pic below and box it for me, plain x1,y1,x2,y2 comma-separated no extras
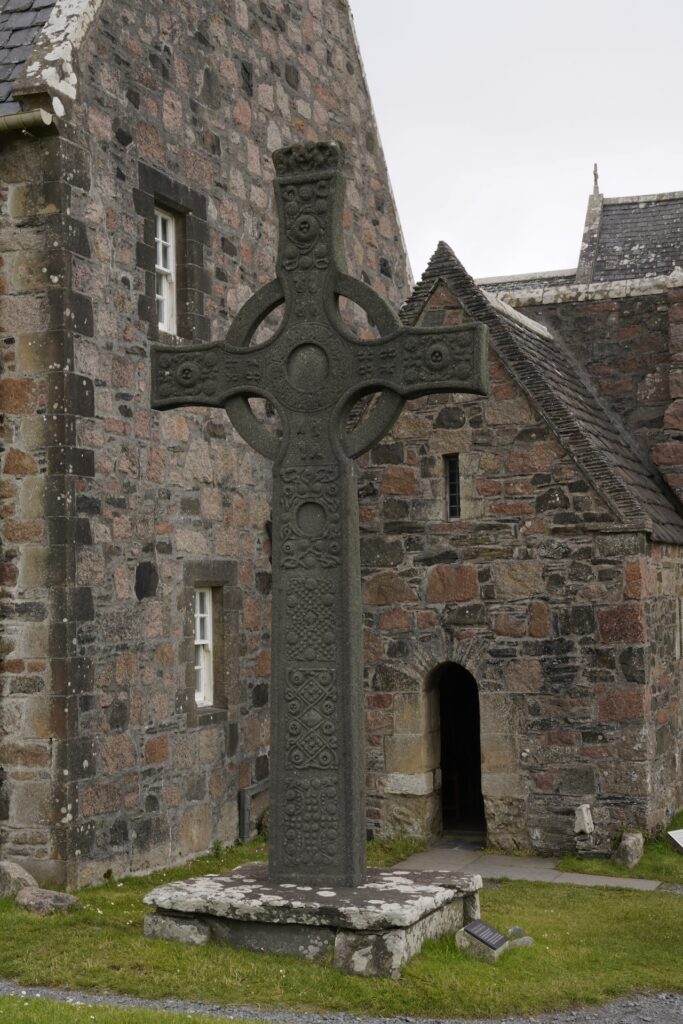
151,141,489,887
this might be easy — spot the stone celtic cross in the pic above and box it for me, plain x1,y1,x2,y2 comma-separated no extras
151,142,488,888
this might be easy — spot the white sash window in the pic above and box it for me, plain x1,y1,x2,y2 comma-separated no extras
155,208,177,334
194,587,214,706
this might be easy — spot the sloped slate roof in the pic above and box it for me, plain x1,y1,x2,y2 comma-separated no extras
0,0,57,115
401,242,683,545
475,192,683,292
592,194,683,282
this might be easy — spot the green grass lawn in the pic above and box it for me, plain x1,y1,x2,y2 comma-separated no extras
0,837,682,1020
367,834,428,866
558,810,683,885
0,997,263,1023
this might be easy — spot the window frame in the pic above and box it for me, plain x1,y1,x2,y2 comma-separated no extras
194,586,214,706
135,163,211,344
445,454,461,520
155,207,177,335
182,560,240,725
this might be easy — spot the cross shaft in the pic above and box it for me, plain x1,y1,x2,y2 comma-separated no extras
151,142,488,887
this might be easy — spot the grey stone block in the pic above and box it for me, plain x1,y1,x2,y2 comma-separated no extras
456,925,509,963
145,863,480,977
210,918,334,960
612,831,644,868
464,890,481,923
574,803,594,834
143,912,210,946
15,887,80,916
144,862,476,930
334,899,463,979
0,860,37,898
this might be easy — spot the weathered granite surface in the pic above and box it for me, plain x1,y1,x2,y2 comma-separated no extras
144,862,482,977
334,898,462,978
0,859,37,897
15,886,80,915
145,862,480,930
612,832,644,868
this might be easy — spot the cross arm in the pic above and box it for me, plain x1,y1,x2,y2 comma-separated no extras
348,323,489,403
151,341,263,411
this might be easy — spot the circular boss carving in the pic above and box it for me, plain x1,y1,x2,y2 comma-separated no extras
425,341,449,368
296,501,327,536
287,344,329,391
267,324,350,412
176,360,201,389
290,213,321,247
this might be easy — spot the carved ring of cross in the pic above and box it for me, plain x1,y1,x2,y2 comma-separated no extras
224,272,403,461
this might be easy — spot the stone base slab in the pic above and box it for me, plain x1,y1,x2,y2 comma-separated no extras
143,862,482,977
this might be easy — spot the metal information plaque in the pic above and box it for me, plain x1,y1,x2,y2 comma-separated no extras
464,919,508,950
667,829,683,855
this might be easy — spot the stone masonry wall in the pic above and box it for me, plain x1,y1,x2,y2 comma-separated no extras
523,293,671,456
0,129,87,886
644,542,683,829
0,0,410,886
651,287,683,505
359,283,678,853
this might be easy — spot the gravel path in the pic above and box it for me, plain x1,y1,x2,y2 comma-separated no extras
0,982,681,1023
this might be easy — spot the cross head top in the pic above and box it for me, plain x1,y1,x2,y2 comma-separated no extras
152,141,487,466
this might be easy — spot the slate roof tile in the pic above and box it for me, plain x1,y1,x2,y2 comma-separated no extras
593,196,683,281
402,242,683,545
0,0,58,116
4,10,39,27
8,26,38,44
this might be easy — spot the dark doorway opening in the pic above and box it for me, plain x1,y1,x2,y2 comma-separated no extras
436,663,486,834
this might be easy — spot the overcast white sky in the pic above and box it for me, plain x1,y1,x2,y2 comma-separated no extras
349,0,683,281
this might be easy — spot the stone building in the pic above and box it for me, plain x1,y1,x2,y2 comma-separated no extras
0,0,410,888
1,0,682,887
362,202,683,851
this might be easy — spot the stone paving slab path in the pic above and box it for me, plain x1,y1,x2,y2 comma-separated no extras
394,847,665,891
0,982,682,1024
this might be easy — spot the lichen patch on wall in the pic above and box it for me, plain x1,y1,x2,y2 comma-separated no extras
22,0,105,102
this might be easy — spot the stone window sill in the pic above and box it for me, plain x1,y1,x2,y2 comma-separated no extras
196,706,228,726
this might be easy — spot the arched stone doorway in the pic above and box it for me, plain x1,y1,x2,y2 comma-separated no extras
434,662,486,835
